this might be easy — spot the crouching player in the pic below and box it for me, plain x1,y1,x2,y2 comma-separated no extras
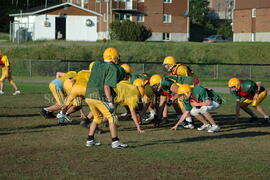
149,74,197,127
228,78,269,124
133,78,156,123
58,70,90,125
171,84,222,133
40,71,79,123
114,79,144,133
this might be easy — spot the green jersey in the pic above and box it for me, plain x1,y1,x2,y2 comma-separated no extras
183,85,222,111
85,60,118,101
116,65,126,82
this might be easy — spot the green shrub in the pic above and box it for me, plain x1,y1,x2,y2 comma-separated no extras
109,20,151,41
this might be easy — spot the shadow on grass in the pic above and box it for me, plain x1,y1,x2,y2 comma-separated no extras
131,131,270,148
0,120,81,135
0,106,44,109
0,130,44,136
0,113,41,118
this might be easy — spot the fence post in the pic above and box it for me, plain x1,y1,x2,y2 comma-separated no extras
249,65,252,79
29,59,32,77
216,64,219,80
142,63,145,73
67,61,71,71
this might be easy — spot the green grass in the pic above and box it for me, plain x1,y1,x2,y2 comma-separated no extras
0,82,270,179
0,32,9,41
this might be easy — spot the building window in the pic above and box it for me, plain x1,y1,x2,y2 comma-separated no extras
163,33,171,41
252,8,256,18
163,0,172,3
96,0,101,2
163,14,171,23
137,14,144,22
138,0,144,2
115,14,132,21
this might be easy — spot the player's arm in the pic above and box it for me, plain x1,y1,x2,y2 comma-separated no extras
255,81,262,91
130,108,144,133
170,84,180,101
235,99,241,120
104,85,113,102
191,99,211,107
254,81,262,100
171,111,189,130
157,95,167,120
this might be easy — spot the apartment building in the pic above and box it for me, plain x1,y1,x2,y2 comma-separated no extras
65,0,189,41
233,0,270,42
208,0,234,19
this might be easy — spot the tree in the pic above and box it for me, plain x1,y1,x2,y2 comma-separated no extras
189,0,210,26
109,20,152,41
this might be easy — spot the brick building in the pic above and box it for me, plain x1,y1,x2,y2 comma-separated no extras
233,0,270,42
64,0,189,41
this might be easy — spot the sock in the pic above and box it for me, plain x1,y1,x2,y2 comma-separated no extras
44,108,49,112
112,137,119,142
264,115,269,119
185,117,192,123
87,135,94,141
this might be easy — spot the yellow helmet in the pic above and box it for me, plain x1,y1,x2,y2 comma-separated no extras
178,84,192,97
150,74,162,86
163,56,176,65
133,79,145,97
65,71,77,79
89,62,95,72
121,64,132,74
228,78,240,89
133,78,145,87
103,47,120,64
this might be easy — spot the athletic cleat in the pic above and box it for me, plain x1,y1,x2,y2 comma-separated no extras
143,110,156,122
40,108,49,119
13,90,21,95
197,124,211,131
0,91,4,95
86,140,101,147
207,125,220,133
47,111,56,118
111,141,128,149
184,123,195,129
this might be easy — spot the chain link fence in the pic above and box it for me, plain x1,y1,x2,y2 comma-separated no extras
3,59,270,80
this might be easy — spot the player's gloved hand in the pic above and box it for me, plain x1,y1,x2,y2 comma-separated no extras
104,101,114,113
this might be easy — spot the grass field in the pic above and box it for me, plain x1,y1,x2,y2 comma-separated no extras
1,82,270,179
